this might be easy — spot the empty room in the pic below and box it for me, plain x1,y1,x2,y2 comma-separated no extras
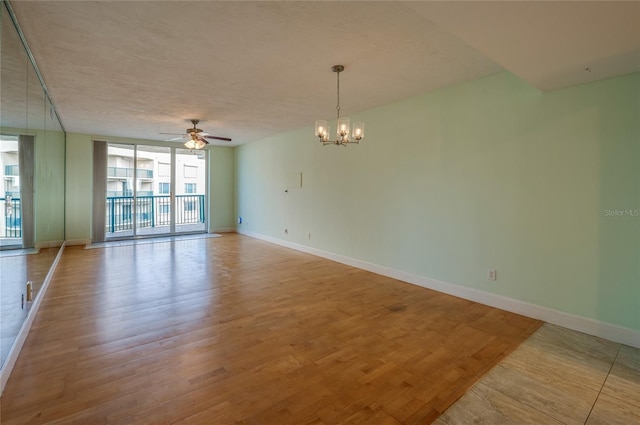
0,1,638,424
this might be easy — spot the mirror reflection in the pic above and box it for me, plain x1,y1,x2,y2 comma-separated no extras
1,2,66,369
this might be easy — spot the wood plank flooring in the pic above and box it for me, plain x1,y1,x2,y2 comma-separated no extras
434,323,640,425
0,234,541,424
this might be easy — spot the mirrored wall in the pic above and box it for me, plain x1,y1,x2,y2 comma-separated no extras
1,1,66,369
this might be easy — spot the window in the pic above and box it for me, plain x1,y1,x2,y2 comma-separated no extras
122,181,132,197
158,162,171,177
184,165,197,178
184,183,196,194
159,182,170,194
160,204,170,214
184,201,196,212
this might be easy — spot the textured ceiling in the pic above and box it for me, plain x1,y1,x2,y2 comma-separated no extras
6,1,640,146
410,1,640,91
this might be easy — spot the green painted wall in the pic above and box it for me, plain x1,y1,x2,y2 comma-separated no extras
236,71,640,332
35,128,65,245
209,146,235,232
64,133,93,242
65,133,236,241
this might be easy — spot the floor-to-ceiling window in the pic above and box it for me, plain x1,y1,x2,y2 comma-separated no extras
0,136,22,248
104,143,207,240
175,147,207,234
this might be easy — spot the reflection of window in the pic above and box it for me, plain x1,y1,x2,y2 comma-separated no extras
159,182,170,194
184,165,197,178
185,201,196,212
184,183,196,194
159,162,171,177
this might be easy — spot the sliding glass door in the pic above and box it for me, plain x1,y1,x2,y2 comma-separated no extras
0,135,21,248
105,143,207,240
175,148,206,234
136,145,171,237
1,134,35,249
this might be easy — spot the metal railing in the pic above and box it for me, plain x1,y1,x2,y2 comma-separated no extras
106,194,205,233
1,197,21,238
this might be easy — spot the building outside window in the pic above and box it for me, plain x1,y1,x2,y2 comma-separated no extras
184,183,196,194
184,165,197,178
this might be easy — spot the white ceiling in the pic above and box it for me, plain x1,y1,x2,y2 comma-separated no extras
8,1,640,146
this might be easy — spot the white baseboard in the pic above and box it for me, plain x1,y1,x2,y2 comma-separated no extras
1,242,66,394
34,240,64,249
211,227,237,233
64,238,91,246
238,229,640,349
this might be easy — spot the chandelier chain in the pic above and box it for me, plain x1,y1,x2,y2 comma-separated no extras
336,70,341,120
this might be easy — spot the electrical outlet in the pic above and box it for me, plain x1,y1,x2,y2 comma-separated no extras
238,217,242,224
284,228,288,235
307,232,311,240
487,269,497,281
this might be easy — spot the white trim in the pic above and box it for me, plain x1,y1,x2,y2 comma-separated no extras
211,227,237,234
238,229,640,349
1,242,66,394
34,240,64,249
64,238,91,246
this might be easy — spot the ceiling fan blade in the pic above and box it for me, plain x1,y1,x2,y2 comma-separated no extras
159,132,185,135
204,135,232,142
166,136,186,141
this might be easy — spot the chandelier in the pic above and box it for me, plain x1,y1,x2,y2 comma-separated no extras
315,65,364,146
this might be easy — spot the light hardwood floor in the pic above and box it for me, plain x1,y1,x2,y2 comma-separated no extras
0,233,542,424
435,323,640,425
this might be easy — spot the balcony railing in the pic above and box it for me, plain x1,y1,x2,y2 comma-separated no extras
107,167,153,179
106,190,153,197
1,197,21,238
106,194,205,233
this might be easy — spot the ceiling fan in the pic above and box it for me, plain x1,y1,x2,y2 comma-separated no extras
163,119,232,149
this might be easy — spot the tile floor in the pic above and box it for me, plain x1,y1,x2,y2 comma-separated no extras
435,323,640,425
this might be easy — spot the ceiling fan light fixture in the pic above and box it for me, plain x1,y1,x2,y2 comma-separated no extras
166,118,231,148
184,139,197,150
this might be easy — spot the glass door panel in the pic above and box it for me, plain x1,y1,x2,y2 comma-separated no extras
0,135,22,248
106,143,135,239
105,143,207,240
175,148,206,234
137,145,172,237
